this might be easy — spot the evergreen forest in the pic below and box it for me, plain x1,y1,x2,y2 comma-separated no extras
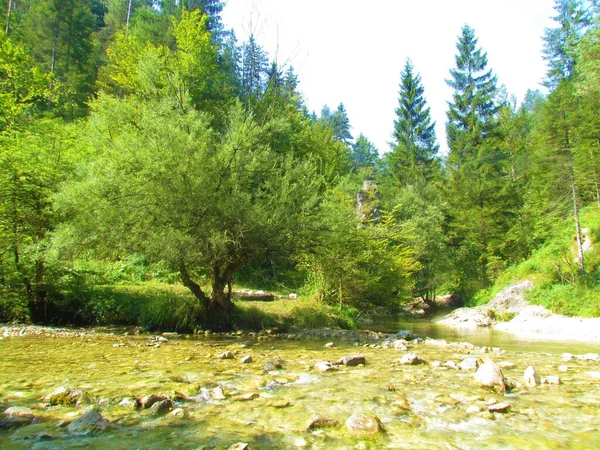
2,0,600,331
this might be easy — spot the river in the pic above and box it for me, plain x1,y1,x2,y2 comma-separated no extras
1,322,599,449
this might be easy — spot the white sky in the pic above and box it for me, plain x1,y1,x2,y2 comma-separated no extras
221,0,556,155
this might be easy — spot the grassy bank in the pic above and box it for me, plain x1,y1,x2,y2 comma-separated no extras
0,282,358,332
473,207,600,317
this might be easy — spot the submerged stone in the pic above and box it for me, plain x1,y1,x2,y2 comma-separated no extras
345,413,385,435
43,386,90,406
315,361,338,372
305,414,339,431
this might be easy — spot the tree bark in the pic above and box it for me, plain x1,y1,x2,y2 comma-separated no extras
179,262,209,310
5,0,12,35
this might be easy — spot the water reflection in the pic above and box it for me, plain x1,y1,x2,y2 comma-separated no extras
363,315,600,355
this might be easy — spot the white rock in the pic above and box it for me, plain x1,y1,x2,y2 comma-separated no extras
523,366,541,387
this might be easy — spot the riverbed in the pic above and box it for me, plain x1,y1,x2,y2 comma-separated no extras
1,325,599,449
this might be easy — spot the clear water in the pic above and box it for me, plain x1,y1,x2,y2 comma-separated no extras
1,325,599,449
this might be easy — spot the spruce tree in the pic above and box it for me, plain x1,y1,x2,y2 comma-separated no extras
388,58,439,184
446,25,499,160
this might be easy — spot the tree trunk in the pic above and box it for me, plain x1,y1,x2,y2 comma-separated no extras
570,169,585,275
125,0,132,35
5,0,12,35
179,262,209,310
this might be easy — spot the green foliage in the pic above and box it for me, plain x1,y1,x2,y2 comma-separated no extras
305,178,418,312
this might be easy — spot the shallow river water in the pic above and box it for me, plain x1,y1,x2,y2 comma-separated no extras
1,322,600,449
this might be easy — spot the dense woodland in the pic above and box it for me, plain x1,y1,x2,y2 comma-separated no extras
2,0,600,329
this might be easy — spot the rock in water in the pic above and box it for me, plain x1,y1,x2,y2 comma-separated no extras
488,402,511,413
345,414,385,435
474,361,507,393
3,407,34,419
139,394,168,409
229,443,250,450
399,353,426,365
305,414,339,431
43,387,90,406
523,366,541,387
217,351,235,360
336,355,366,366
149,399,173,416
458,357,481,371
240,355,252,364
67,409,109,434
315,361,338,372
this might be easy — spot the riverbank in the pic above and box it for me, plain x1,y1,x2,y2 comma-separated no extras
438,281,600,343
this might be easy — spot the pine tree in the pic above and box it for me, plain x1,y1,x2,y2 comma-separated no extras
444,25,510,298
388,58,439,185
241,34,268,100
351,134,378,172
543,0,593,89
446,25,499,160
332,103,353,145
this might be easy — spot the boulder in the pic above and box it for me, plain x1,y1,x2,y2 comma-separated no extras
139,394,169,409
241,355,253,364
305,414,339,431
3,406,34,419
43,387,90,406
523,366,541,387
336,354,366,367
324,342,335,348
541,375,561,385
474,362,507,393
217,351,235,360
149,399,173,416
67,409,109,434
229,443,250,450
118,397,139,409
399,353,427,365
345,413,385,435
458,357,481,371
315,361,338,373
488,402,511,413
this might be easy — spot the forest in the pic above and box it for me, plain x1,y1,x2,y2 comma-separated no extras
1,0,600,331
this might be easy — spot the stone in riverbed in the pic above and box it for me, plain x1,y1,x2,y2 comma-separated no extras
488,402,511,413
315,361,338,372
561,353,574,362
523,366,541,387
345,413,385,435
336,354,366,366
67,409,109,434
241,355,252,364
458,357,481,371
474,362,507,393
149,399,173,416
399,353,426,365
43,386,91,406
217,351,235,359
229,443,250,450
3,406,34,419
305,414,339,431
541,375,561,385
324,342,335,348
119,397,139,409
139,394,169,409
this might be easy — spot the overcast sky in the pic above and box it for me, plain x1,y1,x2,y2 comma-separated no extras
221,0,557,155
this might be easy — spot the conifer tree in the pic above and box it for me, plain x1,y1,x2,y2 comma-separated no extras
388,58,439,185
446,25,499,160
